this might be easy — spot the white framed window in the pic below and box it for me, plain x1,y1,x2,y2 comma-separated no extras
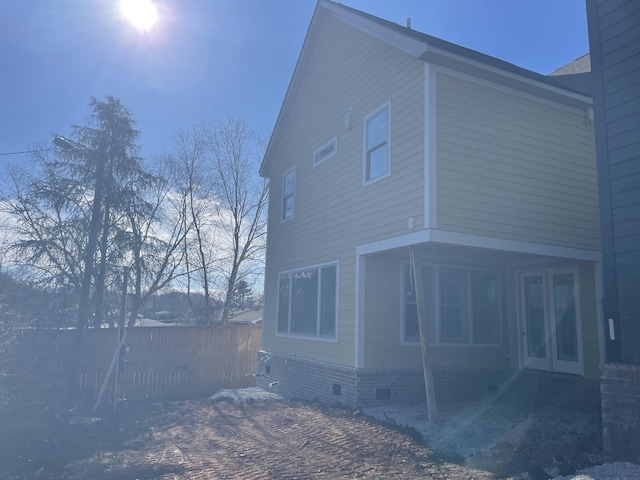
281,166,295,222
402,264,501,345
363,102,390,185
313,137,337,166
277,262,338,339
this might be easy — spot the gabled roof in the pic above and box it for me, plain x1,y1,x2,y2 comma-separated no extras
548,53,592,95
260,0,592,177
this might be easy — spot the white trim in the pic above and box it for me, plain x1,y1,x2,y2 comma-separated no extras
429,230,601,262
275,260,339,341
321,0,428,58
594,262,606,365
265,350,359,371
355,254,365,368
356,228,601,262
356,229,432,256
428,65,437,228
319,1,591,107
281,166,296,223
426,45,592,106
424,63,437,229
277,260,339,276
313,137,337,167
363,101,391,186
275,333,339,344
433,64,591,114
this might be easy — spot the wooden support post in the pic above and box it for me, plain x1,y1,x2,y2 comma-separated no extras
92,329,128,414
409,246,438,421
113,268,128,413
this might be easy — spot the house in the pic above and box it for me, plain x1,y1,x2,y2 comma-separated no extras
586,0,640,462
257,0,602,409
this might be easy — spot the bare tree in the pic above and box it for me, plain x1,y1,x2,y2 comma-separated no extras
204,119,268,324
123,157,192,326
164,130,221,324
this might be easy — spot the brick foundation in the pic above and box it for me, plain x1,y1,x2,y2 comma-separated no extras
601,362,640,462
257,351,601,411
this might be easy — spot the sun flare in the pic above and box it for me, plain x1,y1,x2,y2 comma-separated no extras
120,0,159,30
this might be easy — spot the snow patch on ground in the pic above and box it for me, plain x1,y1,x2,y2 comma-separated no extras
363,402,640,480
553,462,640,480
364,403,528,459
209,387,283,404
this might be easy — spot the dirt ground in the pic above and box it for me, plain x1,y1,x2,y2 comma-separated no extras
1,399,497,480
0,392,608,480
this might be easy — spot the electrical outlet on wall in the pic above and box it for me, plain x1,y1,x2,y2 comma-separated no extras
408,217,414,229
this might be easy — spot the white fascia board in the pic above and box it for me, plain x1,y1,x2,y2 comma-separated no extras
356,228,602,262
429,230,602,262
356,230,432,256
425,45,593,106
320,1,428,58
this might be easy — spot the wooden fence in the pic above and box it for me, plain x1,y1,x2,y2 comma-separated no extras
19,325,261,404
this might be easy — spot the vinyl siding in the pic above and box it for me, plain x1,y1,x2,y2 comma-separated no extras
262,13,425,367
435,71,600,251
588,0,640,362
579,262,601,379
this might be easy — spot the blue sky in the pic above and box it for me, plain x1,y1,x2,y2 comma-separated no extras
0,0,589,163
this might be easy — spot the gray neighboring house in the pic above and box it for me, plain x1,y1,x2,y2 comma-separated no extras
586,0,640,462
257,0,603,409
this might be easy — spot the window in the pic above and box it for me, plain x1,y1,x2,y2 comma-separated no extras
471,271,500,344
402,264,500,345
364,103,390,184
403,264,434,343
282,167,295,221
313,137,337,166
277,263,337,339
439,267,468,343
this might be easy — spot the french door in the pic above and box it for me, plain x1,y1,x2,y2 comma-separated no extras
519,268,583,375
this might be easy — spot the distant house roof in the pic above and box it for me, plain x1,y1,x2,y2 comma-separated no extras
227,309,262,325
548,53,592,95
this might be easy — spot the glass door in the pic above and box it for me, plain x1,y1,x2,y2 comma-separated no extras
521,272,550,370
519,269,583,375
550,271,583,374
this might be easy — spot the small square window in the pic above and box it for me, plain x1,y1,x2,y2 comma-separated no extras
313,138,337,166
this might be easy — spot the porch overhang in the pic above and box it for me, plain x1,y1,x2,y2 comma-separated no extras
355,228,601,263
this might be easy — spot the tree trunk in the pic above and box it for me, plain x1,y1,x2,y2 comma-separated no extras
93,169,113,328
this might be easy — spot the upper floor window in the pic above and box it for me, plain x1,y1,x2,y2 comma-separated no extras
403,264,500,345
364,103,390,184
313,137,337,166
277,263,338,339
282,167,295,221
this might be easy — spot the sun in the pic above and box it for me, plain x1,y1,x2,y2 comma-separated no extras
120,0,159,30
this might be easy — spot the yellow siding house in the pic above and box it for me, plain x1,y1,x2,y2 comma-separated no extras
257,1,602,409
